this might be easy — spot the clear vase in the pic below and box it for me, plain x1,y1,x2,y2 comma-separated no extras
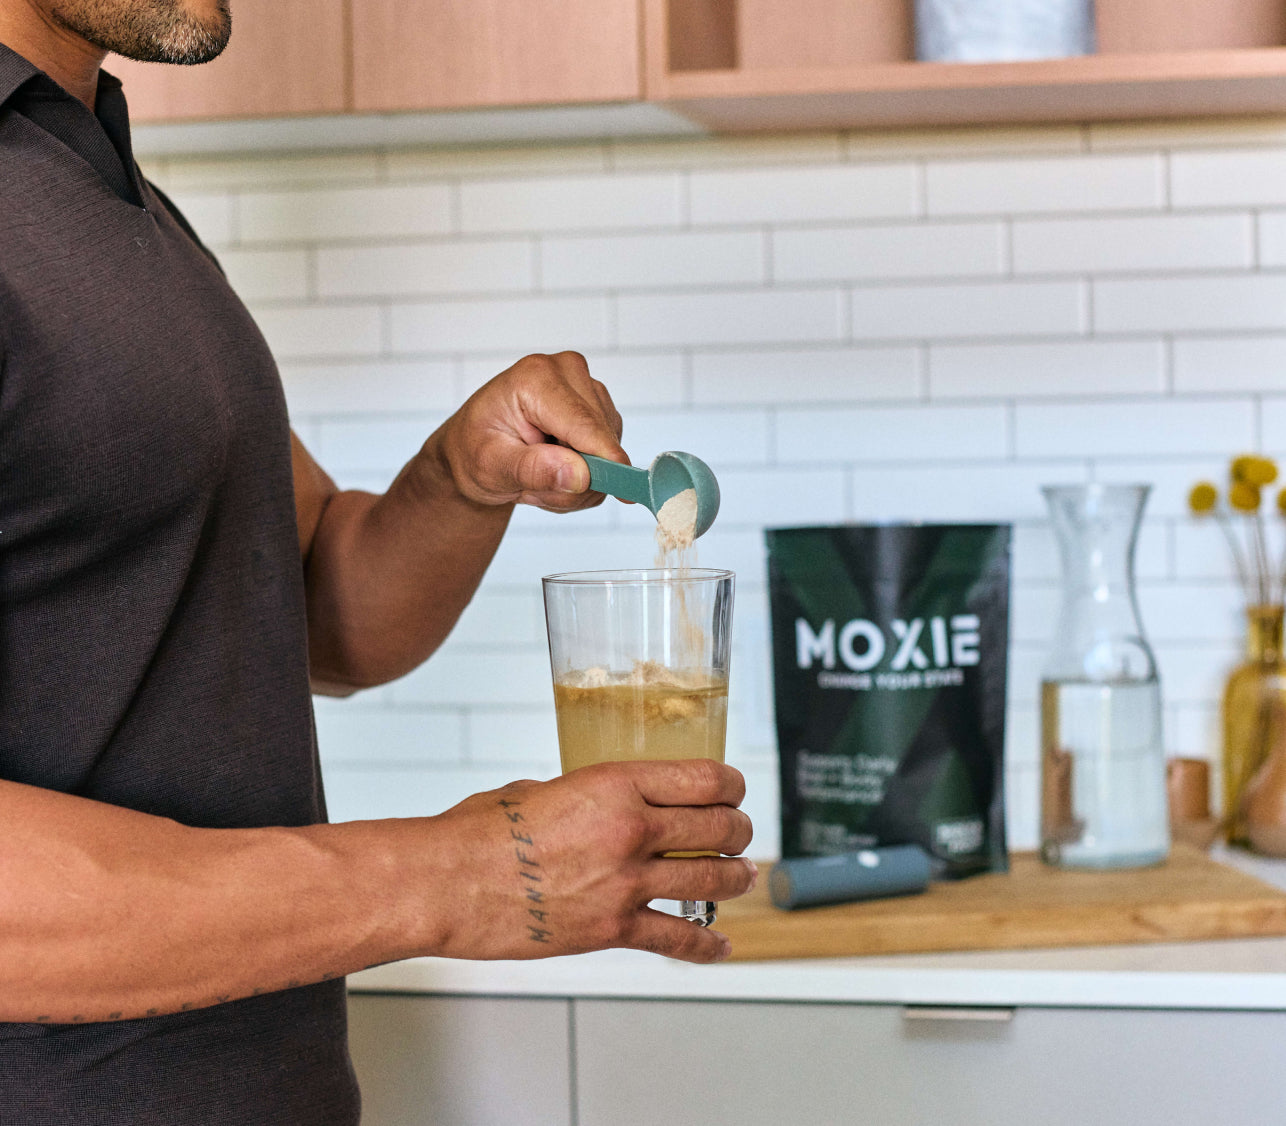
1222,605,1286,847
1039,484,1169,869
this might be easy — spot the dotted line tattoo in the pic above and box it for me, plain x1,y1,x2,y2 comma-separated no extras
499,798,552,945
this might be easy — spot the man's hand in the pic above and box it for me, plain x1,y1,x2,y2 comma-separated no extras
417,759,756,964
432,351,627,512
299,351,628,689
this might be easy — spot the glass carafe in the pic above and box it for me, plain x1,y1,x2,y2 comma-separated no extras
1039,484,1169,869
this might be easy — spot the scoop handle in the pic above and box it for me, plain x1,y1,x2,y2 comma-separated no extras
580,453,654,509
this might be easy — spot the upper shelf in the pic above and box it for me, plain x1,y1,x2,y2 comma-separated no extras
644,0,1286,132
649,49,1286,133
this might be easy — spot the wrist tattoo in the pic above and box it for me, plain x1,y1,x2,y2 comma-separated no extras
499,798,552,944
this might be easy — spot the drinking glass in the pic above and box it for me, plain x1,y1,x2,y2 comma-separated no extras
542,568,735,925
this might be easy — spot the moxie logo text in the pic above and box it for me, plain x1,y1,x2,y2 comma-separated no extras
795,615,982,672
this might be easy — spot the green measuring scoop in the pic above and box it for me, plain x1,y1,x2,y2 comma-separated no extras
579,450,721,539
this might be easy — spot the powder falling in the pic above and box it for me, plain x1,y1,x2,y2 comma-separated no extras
654,488,698,557
653,487,703,662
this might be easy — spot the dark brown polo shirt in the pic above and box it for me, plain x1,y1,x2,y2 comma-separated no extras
0,42,359,1124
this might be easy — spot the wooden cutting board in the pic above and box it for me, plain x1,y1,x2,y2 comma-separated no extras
719,845,1286,961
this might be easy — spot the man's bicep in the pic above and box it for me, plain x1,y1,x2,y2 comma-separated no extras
290,431,338,562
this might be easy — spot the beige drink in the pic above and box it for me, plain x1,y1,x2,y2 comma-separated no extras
553,667,728,774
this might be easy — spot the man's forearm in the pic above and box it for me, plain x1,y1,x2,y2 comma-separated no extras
0,779,434,1024
0,760,755,1022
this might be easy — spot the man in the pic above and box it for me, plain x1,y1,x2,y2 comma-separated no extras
0,0,756,1120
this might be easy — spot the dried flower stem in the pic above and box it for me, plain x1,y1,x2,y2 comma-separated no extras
1217,510,1256,603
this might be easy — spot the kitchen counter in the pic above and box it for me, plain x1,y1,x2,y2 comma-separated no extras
349,846,1286,1011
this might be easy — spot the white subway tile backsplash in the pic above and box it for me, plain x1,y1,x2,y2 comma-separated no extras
1013,213,1253,275
715,468,847,527
773,221,1005,284
778,402,1008,464
1173,518,1244,582
163,151,383,191
316,240,535,298
1154,642,1242,703
394,650,552,707
1171,148,1286,208
239,184,454,243
483,527,661,585
314,417,446,476
1165,704,1221,761
929,340,1164,399
315,707,465,765
618,289,843,348
1259,212,1286,266
1091,457,1233,518
219,247,311,302
1005,706,1040,768
688,163,919,226
925,154,1163,216
321,764,526,822
166,191,234,246
250,304,383,360
467,708,561,768
458,351,686,409
280,360,458,417
847,461,1086,521
612,132,843,170
160,123,1286,841
1138,582,1245,643
460,172,681,234
1095,274,1286,334
1010,583,1061,645
691,346,919,405
542,230,765,291
847,124,1085,159
621,408,771,468
388,142,608,180
443,591,545,649
1256,397,1286,453
851,280,1085,341
390,295,611,355
1173,335,1286,393
1015,400,1254,459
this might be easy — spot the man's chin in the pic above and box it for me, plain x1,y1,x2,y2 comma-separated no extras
52,0,232,67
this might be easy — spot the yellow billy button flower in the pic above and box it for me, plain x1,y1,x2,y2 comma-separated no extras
1188,481,1218,514
1231,454,1278,485
1278,487,1286,515
1229,480,1262,513
1245,457,1279,486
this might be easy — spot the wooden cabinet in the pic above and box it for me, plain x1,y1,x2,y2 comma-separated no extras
646,0,1286,131
106,0,1286,132
349,0,641,113
108,0,347,123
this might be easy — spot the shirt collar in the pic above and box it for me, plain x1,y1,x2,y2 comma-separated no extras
0,40,41,106
0,40,126,108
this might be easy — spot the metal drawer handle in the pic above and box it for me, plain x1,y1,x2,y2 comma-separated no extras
902,1006,1016,1023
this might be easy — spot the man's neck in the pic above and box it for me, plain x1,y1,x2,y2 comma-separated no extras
0,1,106,108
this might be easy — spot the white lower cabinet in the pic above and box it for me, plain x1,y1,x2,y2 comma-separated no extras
346,994,572,1126
347,993,1285,1126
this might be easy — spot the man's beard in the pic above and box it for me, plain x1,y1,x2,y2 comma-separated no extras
46,0,232,65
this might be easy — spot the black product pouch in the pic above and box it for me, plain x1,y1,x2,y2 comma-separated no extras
767,524,1011,878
